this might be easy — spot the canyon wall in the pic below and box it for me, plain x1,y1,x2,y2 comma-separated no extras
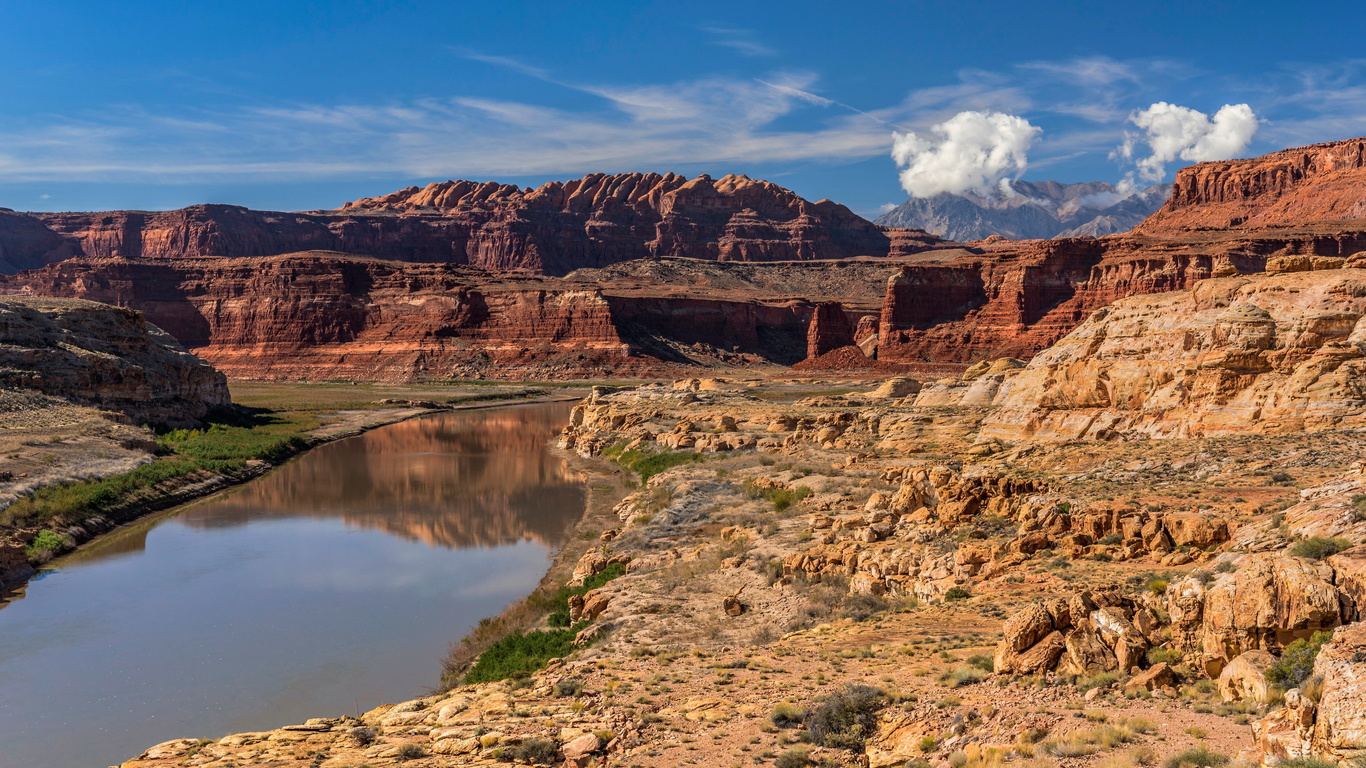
1139,137,1366,233
979,267,1366,440
9,173,898,276
0,254,821,380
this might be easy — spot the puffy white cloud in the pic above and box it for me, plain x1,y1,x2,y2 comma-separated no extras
1118,102,1258,182
891,111,1041,198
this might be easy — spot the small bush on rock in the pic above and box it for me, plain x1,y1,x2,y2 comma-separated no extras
805,685,885,751
554,678,584,697
347,726,376,746
1289,537,1353,560
508,737,558,765
1266,630,1334,690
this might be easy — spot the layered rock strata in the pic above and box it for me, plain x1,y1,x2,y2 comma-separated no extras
11,173,893,276
0,295,228,426
980,269,1366,440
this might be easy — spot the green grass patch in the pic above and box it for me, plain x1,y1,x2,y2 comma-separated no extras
464,561,626,683
462,623,589,684
5,408,314,531
4,457,237,526
600,444,706,482
546,562,627,627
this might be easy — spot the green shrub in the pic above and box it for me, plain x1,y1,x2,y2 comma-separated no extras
24,529,70,563
965,654,994,672
770,702,805,728
507,738,558,765
1147,578,1169,596
546,562,626,627
554,678,584,698
395,742,427,761
943,586,971,602
1289,537,1353,560
1147,647,1182,665
805,685,886,751
1162,746,1229,768
347,726,377,746
1267,630,1334,690
743,479,813,512
774,748,812,768
941,665,988,688
1352,494,1366,523
463,626,585,684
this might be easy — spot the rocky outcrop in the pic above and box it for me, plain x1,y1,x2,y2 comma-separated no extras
804,302,860,359
1140,138,1366,234
16,173,893,277
0,254,825,380
1253,622,1366,766
1167,553,1346,677
0,296,228,426
994,589,1159,676
981,269,1366,440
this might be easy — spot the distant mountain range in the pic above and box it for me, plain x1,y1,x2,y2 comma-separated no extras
874,181,1171,241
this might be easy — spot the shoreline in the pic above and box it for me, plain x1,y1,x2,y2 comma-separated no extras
435,440,632,690
0,392,587,601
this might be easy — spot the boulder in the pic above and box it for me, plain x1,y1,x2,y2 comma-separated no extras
1124,662,1174,693
562,733,601,762
1217,650,1276,703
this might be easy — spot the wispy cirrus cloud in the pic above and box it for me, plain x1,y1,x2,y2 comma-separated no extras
697,25,777,57
2,52,1364,192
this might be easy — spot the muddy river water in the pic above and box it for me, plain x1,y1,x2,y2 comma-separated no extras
0,402,584,768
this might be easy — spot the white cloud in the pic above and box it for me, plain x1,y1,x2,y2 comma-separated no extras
697,25,776,57
1117,102,1259,183
891,111,1041,198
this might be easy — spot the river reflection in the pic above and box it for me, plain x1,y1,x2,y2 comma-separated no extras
0,402,583,768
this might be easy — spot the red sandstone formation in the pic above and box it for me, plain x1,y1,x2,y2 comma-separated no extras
0,254,825,380
6,139,1366,379
12,173,896,277
805,302,856,358
1139,137,1366,233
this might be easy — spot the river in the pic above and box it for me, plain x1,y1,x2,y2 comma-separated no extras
0,402,584,768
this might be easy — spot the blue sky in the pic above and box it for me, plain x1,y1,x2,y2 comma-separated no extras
3,0,1365,216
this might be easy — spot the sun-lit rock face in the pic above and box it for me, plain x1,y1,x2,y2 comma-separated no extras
1139,137,1366,234
980,269,1366,440
18,173,892,277
0,295,228,426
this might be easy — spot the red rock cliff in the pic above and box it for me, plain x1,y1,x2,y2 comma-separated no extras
1138,138,1366,233
0,254,823,380
16,173,894,276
